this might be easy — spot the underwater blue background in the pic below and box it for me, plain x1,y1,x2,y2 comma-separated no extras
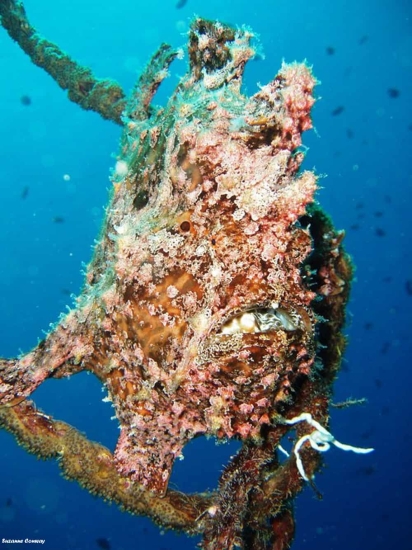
0,0,411,549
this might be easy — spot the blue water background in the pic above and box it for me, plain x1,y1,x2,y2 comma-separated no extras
0,0,411,548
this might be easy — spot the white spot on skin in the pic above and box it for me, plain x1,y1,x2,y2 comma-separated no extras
207,505,218,517
232,208,245,221
244,222,259,235
166,285,179,298
115,160,129,177
190,310,212,333
195,245,207,257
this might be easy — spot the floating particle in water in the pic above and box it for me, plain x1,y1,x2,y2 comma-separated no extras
20,95,32,105
387,88,400,98
331,105,345,116
96,538,111,550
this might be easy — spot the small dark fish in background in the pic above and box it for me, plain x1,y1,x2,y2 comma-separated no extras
358,35,369,45
96,538,111,550
20,95,32,105
344,66,353,78
52,216,65,223
375,227,386,237
374,211,383,218
381,341,390,355
331,106,345,116
5,497,13,507
364,322,373,330
405,279,412,296
326,46,335,55
176,0,187,8
387,88,400,98
355,465,376,476
21,185,29,199
360,428,373,440
346,128,354,139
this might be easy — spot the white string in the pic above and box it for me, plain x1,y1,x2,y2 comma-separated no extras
283,412,374,481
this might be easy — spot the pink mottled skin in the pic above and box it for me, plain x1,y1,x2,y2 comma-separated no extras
0,23,319,495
